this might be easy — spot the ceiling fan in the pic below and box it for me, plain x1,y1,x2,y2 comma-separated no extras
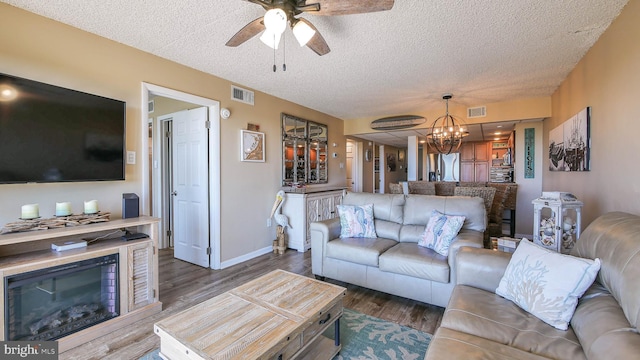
225,0,395,56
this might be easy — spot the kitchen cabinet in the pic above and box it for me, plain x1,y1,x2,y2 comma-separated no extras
461,142,489,161
461,161,489,182
281,188,344,252
461,141,489,182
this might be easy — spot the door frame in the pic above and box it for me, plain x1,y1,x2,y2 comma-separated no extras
141,83,221,269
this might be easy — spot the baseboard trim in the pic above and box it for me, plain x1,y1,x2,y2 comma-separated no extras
219,246,273,269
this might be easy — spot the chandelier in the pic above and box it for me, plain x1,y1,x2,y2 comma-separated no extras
426,94,469,154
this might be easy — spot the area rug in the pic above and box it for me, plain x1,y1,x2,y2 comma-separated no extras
140,308,431,360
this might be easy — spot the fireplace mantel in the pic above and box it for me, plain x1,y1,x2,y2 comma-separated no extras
0,216,161,353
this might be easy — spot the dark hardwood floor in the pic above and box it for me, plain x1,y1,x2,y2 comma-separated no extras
62,248,444,360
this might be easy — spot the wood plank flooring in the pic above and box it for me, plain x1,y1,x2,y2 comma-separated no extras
61,249,444,360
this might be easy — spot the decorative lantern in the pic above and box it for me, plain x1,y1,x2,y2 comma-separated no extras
532,192,583,254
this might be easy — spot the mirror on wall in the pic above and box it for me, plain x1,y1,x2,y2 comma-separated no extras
282,113,328,185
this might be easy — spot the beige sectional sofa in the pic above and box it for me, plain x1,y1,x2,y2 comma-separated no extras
426,211,640,359
310,192,486,308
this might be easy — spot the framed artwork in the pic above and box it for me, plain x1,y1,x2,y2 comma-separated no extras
549,107,591,171
386,153,396,172
241,130,265,162
524,128,535,178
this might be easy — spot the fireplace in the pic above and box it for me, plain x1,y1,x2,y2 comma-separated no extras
4,254,120,341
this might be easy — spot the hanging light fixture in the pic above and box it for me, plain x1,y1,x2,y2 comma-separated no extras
260,8,288,49
291,19,316,46
426,94,469,154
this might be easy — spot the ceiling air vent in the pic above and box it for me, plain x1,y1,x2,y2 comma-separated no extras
231,85,254,105
467,106,486,118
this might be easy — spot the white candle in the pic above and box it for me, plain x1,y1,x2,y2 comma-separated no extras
21,204,39,219
84,200,99,214
55,202,72,217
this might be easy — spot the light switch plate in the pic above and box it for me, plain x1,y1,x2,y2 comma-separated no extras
127,151,136,165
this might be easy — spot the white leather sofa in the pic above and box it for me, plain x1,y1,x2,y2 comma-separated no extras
310,192,486,308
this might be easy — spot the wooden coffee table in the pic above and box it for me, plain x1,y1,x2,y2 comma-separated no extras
154,269,346,359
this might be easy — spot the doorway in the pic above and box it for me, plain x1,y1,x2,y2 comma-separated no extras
346,139,363,192
142,83,221,269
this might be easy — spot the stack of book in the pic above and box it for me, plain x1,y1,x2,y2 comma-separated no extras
497,237,521,253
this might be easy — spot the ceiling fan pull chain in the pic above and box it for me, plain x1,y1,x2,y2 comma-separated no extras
272,32,277,72
283,32,287,71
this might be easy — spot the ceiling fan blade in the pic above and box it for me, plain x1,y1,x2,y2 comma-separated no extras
310,0,394,16
298,18,330,56
225,17,266,47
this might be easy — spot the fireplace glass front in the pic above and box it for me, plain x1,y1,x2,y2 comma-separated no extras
4,254,120,341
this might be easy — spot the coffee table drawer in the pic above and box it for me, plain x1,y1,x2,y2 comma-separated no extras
302,300,343,346
271,333,301,360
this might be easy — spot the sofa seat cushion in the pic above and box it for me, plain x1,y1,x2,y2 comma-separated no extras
378,243,449,283
442,285,586,360
325,237,397,267
425,327,550,360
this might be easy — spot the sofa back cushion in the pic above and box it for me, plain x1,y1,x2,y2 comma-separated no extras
572,212,640,329
400,195,486,242
343,192,405,241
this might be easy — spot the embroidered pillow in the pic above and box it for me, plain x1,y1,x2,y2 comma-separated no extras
495,239,601,330
337,204,377,238
418,210,465,256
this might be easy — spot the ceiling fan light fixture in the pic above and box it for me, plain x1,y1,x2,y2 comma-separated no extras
263,8,287,35
292,20,316,46
259,29,282,49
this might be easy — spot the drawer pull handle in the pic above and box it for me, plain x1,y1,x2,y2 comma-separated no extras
319,313,331,325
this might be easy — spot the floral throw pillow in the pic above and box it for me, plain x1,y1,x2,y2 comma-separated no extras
418,210,465,256
337,204,377,238
495,239,601,330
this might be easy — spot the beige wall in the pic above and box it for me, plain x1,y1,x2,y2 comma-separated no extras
545,0,640,227
0,4,346,263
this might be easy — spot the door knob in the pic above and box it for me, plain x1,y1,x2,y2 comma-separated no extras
171,191,178,196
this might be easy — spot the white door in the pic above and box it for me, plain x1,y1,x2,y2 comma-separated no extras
346,141,354,191
172,107,210,267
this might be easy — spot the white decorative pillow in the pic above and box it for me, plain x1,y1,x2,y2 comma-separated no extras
495,239,601,330
418,210,465,256
337,204,377,238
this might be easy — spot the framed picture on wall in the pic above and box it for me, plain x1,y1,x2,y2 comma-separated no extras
549,107,591,171
241,130,265,162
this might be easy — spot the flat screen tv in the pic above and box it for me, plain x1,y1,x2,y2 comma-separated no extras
0,73,126,184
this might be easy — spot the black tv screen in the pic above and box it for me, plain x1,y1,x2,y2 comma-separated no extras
0,73,125,184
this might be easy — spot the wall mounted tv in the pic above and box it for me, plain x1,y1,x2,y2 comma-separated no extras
0,73,126,184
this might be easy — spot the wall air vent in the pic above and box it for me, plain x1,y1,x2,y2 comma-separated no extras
231,85,254,105
467,106,486,118
148,99,155,113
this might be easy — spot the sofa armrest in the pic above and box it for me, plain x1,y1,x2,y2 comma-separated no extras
455,247,512,292
310,217,341,276
447,230,484,270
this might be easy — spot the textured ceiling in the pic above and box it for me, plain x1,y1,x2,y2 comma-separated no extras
2,0,628,124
